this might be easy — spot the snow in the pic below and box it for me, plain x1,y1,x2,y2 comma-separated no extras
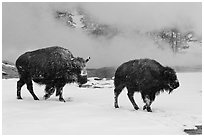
2,71,7,74
72,14,85,29
2,63,15,68
82,77,114,88
2,73,202,135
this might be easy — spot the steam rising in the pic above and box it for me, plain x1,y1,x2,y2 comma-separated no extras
2,2,202,68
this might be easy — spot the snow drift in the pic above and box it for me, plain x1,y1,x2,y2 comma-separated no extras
2,72,202,135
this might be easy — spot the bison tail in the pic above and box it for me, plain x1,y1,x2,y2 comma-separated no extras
114,75,124,88
114,77,119,87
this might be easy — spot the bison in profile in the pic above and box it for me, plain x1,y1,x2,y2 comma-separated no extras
114,58,179,112
15,46,90,102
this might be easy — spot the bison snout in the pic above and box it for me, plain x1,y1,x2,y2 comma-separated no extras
174,80,179,89
80,69,87,76
77,69,88,86
171,80,179,89
78,75,88,86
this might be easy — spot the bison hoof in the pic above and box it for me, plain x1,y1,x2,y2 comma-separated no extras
34,97,39,100
17,96,23,100
44,94,51,100
114,103,119,108
143,105,152,112
146,107,152,112
134,106,139,110
59,98,66,102
143,105,147,110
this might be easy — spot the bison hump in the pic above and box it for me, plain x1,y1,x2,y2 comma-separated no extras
138,59,163,72
16,46,74,73
31,46,73,59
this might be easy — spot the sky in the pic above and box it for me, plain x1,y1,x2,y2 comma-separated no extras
2,2,202,68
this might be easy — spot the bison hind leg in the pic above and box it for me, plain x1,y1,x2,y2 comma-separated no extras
17,79,25,99
127,91,139,110
114,84,125,108
26,80,39,100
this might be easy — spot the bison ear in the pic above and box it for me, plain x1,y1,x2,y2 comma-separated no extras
86,57,90,62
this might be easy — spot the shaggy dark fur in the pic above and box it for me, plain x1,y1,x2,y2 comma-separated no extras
15,46,90,102
114,58,179,112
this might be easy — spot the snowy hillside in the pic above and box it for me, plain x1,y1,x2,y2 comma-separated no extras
2,61,18,79
55,8,201,53
56,9,118,39
2,72,201,135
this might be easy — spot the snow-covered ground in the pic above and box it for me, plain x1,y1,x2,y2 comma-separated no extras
2,72,202,135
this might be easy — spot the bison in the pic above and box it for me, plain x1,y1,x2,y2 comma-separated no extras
114,58,179,112
15,46,90,102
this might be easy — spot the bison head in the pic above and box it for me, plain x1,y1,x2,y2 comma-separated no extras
71,57,90,85
163,67,179,93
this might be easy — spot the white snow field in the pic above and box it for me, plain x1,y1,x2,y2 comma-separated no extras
2,72,202,135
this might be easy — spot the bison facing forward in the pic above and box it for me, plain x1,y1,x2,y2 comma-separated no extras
16,46,90,102
114,58,179,112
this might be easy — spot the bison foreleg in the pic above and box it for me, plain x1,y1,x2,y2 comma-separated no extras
114,85,125,108
143,104,152,112
127,91,139,110
114,90,120,108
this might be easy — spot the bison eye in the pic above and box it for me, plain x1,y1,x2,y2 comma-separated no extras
171,75,177,80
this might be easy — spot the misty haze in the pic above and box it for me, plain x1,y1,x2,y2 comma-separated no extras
2,2,202,135
2,2,202,68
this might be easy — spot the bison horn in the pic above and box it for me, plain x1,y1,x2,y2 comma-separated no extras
86,57,90,62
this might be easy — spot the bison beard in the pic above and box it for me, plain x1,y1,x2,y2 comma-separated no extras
15,46,90,102
114,58,179,112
